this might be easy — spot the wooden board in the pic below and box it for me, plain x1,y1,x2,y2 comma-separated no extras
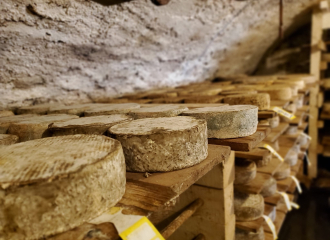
258,110,277,119
235,148,271,162
277,177,293,192
264,193,282,206
208,127,271,152
119,144,231,215
235,217,264,233
234,172,272,194
265,123,289,143
257,157,282,175
298,122,308,131
264,210,286,235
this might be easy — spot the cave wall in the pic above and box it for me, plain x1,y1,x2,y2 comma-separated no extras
0,0,318,106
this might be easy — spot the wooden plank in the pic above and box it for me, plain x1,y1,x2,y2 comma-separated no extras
309,87,319,178
208,127,270,152
298,122,308,131
277,177,293,192
257,157,282,176
258,111,277,119
264,193,282,206
196,151,235,189
265,123,289,143
264,210,286,235
235,218,264,233
235,148,271,164
234,172,272,194
120,144,231,214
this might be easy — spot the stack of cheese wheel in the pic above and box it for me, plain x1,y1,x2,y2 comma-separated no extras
258,85,292,100
110,116,208,172
181,105,258,139
0,135,126,240
235,159,257,185
274,162,291,180
84,103,140,116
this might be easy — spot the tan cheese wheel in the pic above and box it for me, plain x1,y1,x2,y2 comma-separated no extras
181,105,258,139
0,114,37,134
285,126,298,135
220,90,258,96
110,116,208,172
16,104,57,115
268,116,280,128
258,85,292,100
84,103,140,116
183,95,224,103
297,134,309,146
50,115,132,136
235,159,257,185
274,79,305,90
234,191,264,221
285,149,298,166
260,177,277,197
277,74,316,84
235,227,265,240
274,162,291,180
0,134,19,145
48,104,94,116
7,114,78,142
0,135,126,240
128,105,188,119
0,110,14,118
223,93,270,110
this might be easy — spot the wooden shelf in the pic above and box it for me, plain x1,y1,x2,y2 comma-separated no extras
208,127,270,152
258,110,277,119
257,157,282,176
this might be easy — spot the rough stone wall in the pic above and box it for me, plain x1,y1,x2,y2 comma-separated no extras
0,0,317,106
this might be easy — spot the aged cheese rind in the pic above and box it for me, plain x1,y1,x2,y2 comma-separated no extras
48,104,93,116
260,177,277,197
181,105,258,139
49,115,132,136
84,103,140,116
110,116,208,172
128,105,188,119
0,135,126,240
0,111,14,118
7,114,79,142
0,114,37,134
285,149,298,166
223,93,270,110
234,191,264,221
16,104,56,115
235,159,257,185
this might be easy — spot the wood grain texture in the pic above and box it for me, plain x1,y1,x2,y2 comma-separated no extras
234,172,272,194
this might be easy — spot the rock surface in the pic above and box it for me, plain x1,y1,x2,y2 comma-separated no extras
0,0,316,106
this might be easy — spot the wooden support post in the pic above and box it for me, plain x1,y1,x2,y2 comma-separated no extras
309,5,323,178
168,151,236,240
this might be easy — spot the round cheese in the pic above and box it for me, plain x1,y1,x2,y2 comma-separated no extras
7,114,79,142
128,105,188,119
285,126,298,135
84,103,140,116
260,177,277,197
285,149,298,166
234,191,264,221
223,94,270,110
0,110,14,118
181,105,258,139
236,227,264,240
50,115,133,136
274,162,291,180
48,104,94,116
0,114,37,134
258,86,292,100
110,116,208,172
0,135,125,240
17,104,56,115
235,159,256,185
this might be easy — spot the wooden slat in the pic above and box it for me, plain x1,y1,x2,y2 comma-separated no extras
257,157,282,176
235,217,264,233
265,123,289,143
234,172,272,194
258,110,277,119
209,127,271,152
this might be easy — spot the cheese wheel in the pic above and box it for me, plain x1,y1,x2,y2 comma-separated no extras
285,126,298,135
236,227,264,240
258,85,292,100
0,135,125,240
268,116,279,128
274,79,305,90
84,103,140,116
183,95,224,103
234,191,264,221
181,105,258,139
235,159,257,185
285,149,298,166
0,134,19,145
128,105,188,119
0,114,37,134
220,90,258,96
277,74,316,84
297,134,309,146
7,114,79,142
260,177,277,197
48,104,94,116
50,115,132,136
110,116,208,172
0,110,14,118
223,94,270,110
17,104,57,115
274,162,291,180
